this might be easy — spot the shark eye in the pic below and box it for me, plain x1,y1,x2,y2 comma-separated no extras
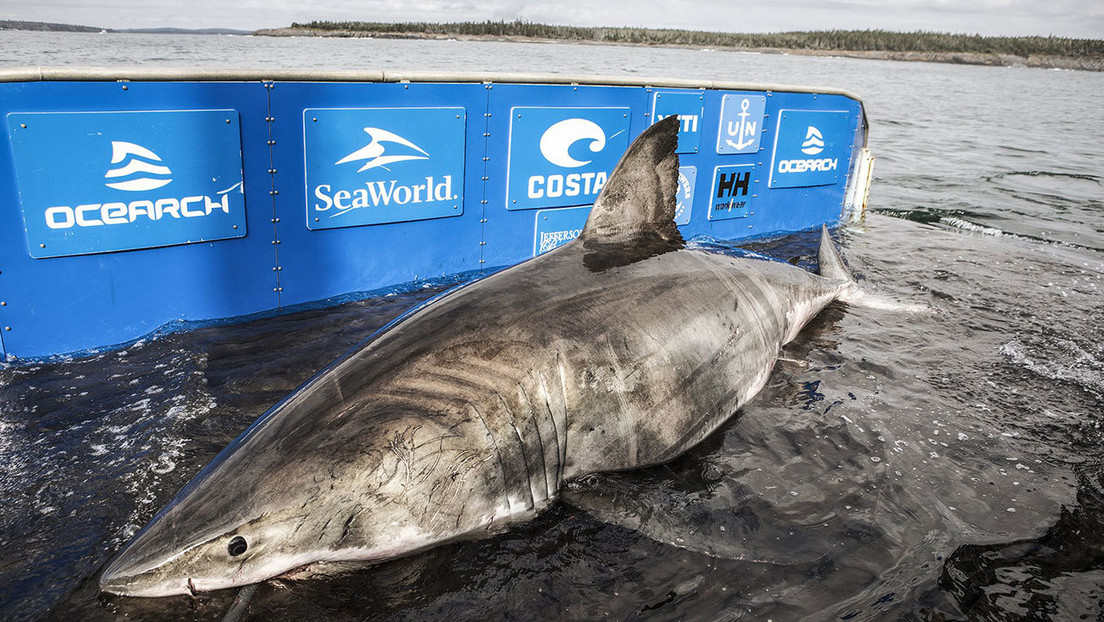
228,536,248,557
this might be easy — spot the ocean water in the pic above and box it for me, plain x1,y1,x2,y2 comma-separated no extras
1,31,1103,621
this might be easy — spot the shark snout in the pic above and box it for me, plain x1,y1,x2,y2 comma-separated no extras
99,556,191,597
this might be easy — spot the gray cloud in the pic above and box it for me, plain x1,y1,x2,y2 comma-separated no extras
1,0,1101,38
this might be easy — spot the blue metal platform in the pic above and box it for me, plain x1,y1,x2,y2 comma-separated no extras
0,69,871,360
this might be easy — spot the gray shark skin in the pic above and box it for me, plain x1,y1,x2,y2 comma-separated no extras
99,115,854,597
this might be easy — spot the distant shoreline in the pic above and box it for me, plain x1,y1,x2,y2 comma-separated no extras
4,19,1100,72
256,28,1103,72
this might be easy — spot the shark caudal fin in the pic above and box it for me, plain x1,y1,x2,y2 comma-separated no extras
819,225,931,312
577,115,684,271
818,224,855,284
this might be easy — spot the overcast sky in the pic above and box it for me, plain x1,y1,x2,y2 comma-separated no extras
3,0,1102,38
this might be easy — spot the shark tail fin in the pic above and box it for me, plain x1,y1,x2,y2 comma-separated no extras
818,224,855,284
819,225,931,313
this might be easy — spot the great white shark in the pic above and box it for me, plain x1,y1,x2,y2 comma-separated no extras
100,115,860,597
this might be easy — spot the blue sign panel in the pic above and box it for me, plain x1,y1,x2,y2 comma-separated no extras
769,109,852,189
7,110,246,259
652,91,703,154
716,94,766,155
507,107,630,211
675,166,696,226
534,205,590,255
709,164,756,220
304,107,465,229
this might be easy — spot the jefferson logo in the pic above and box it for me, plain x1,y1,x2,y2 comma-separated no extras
304,107,466,230
507,107,630,211
104,141,173,191
769,109,852,189
534,205,590,256
7,109,246,259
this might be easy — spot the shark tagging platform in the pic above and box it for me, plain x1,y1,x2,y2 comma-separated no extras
0,69,873,360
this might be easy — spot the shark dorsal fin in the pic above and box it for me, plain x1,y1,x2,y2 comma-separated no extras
577,115,684,270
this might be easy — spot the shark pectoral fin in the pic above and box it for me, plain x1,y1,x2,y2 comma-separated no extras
819,225,932,313
576,116,685,271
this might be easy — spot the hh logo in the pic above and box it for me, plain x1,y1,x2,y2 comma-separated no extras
769,110,851,189
709,164,756,221
507,107,630,211
304,107,466,230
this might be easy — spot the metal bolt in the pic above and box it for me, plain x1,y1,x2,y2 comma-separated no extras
19,123,26,128
312,117,317,122
226,119,231,124
3,327,9,331
0,301,6,306
39,243,45,248
121,85,128,90
274,217,280,223
232,225,238,230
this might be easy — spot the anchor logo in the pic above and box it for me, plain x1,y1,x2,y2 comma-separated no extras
724,98,759,151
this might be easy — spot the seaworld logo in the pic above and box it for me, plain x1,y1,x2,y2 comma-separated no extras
334,127,430,172
314,127,454,215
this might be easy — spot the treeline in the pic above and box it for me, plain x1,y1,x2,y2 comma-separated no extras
0,20,103,32
290,20,1104,58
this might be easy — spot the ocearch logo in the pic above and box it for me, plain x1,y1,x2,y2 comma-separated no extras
43,139,234,230
800,126,825,155
528,118,614,199
104,141,173,191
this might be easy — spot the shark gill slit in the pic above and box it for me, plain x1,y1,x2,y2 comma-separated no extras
516,381,556,500
536,370,567,487
465,402,517,515
498,392,538,510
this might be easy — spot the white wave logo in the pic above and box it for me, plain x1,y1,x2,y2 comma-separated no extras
336,127,429,172
539,118,609,168
800,126,825,156
104,141,172,191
